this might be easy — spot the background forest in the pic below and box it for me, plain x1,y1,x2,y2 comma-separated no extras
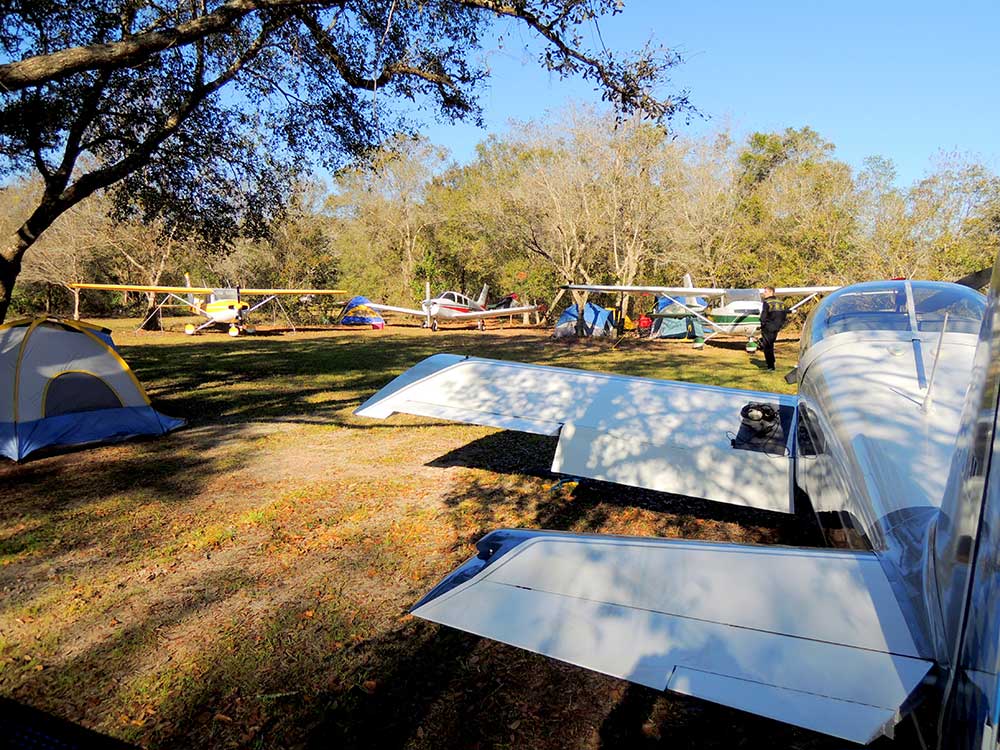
4,107,999,321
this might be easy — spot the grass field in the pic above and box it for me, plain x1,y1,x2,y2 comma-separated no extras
0,318,856,749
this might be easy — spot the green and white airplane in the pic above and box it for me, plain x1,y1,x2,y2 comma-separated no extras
564,275,839,347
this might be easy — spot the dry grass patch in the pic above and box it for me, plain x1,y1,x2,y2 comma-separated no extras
0,321,854,749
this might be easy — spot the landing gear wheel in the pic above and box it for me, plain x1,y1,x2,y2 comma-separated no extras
184,324,196,336
430,320,439,332
477,320,485,331
745,337,758,353
228,325,240,337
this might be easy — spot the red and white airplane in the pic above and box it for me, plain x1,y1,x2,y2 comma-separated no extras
368,284,539,331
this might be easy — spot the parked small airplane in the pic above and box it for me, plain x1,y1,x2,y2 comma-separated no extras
356,269,1000,747
70,277,347,336
367,284,540,331
564,277,839,348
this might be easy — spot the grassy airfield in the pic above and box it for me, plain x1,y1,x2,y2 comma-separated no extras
0,319,856,749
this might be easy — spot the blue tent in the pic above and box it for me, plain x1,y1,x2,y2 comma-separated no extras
554,302,615,338
340,296,385,327
0,317,184,461
650,296,705,339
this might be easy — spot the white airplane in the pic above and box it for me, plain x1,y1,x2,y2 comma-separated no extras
356,269,1000,747
564,276,839,348
367,284,540,331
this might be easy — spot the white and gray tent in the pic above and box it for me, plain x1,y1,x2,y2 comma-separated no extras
0,317,183,461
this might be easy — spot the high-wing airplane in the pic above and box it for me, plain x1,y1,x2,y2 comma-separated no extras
355,270,1000,747
564,277,839,349
70,276,346,336
366,284,540,331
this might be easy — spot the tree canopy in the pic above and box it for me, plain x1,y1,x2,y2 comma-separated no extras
0,0,692,322
16,114,996,326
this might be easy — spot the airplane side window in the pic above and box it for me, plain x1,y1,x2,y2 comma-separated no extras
797,405,825,457
913,286,987,334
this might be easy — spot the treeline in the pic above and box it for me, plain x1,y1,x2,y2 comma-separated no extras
5,108,999,320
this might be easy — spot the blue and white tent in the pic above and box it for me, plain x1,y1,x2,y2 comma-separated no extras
554,302,615,338
650,295,706,340
0,317,184,461
339,296,385,327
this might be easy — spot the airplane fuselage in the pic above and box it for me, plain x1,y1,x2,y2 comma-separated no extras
793,280,990,734
425,299,480,319
197,298,250,324
706,301,761,335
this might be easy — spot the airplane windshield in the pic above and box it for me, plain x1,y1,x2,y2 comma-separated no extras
802,280,986,351
723,289,761,303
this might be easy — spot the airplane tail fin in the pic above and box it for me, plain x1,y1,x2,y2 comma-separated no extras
476,284,489,307
931,254,1000,748
682,273,700,308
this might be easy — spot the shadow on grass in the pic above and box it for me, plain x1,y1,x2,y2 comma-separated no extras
428,431,825,546
1,327,820,750
307,620,481,750
595,682,850,750
119,329,790,426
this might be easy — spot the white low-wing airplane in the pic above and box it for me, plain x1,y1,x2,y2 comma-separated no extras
356,270,1000,747
367,284,539,331
564,277,839,346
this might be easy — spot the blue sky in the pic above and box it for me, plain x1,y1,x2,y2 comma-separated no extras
419,0,999,186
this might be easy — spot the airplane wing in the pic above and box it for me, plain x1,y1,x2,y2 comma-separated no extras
366,303,428,317
773,286,840,295
446,304,540,321
69,283,347,296
69,282,215,294
355,354,797,512
565,284,840,297
413,529,932,744
563,284,727,297
239,288,346,296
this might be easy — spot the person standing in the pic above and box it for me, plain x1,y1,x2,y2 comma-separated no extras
758,287,789,371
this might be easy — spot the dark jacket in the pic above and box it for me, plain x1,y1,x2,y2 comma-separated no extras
760,297,789,333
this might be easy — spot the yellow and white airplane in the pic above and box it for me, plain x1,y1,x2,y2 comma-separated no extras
70,276,347,336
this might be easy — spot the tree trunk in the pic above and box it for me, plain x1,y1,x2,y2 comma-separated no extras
72,288,81,320
0,254,20,324
1,195,68,324
572,289,588,337
140,290,161,330
546,287,567,324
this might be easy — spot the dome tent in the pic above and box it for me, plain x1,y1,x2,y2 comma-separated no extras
649,296,706,340
0,317,184,461
338,296,385,328
553,302,616,338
